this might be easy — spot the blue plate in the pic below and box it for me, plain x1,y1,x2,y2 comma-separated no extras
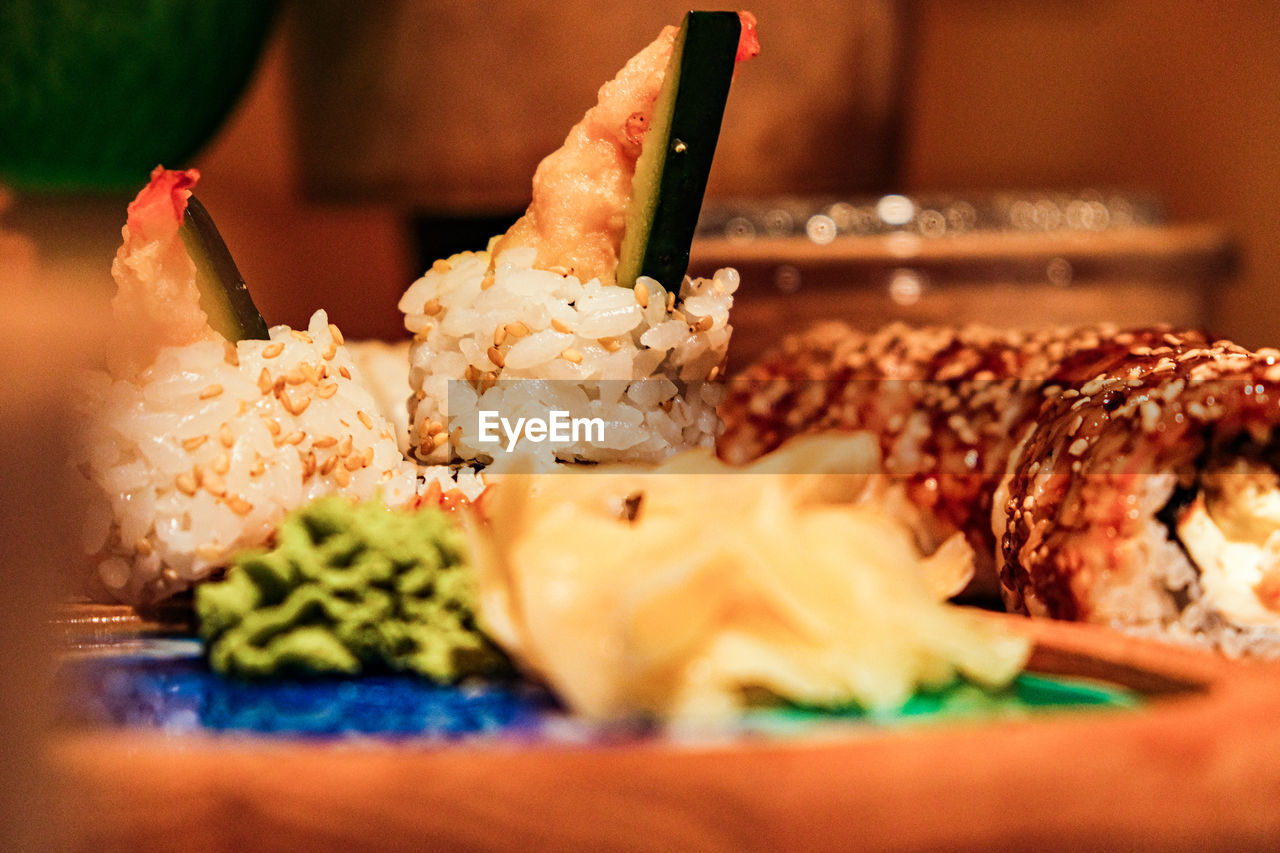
54,636,1139,742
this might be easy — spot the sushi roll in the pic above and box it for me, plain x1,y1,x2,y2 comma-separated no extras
400,249,736,468
716,321,1204,595
400,16,758,469
996,332,1280,656
72,168,418,607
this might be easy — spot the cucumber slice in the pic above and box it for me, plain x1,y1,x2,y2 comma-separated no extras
617,11,742,290
180,195,270,341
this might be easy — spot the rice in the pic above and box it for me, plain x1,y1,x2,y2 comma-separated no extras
345,338,413,455
73,310,420,606
398,245,737,468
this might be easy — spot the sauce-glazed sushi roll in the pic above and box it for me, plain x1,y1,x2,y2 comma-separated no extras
996,331,1280,656
717,322,1208,597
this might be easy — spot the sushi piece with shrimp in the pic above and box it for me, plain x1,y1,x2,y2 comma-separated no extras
399,13,759,469
72,167,418,607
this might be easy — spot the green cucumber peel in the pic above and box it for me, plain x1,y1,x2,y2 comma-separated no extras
180,194,270,341
617,11,742,291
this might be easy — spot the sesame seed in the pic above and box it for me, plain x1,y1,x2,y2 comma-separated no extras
599,337,622,353
263,342,285,359
426,421,443,437
505,321,530,337
431,259,452,274
338,435,354,456
357,410,374,430
262,417,281,436
281,389,311,416
317,382,339,399
486,345,506,369
708,365,720,381
175,472,198,496
249,459,266,477
323,340,338,361
481,274,496,291
344,454,364,472
551,318,572,334
431,432,449,449
291,330,314,344
182,435,209,452
219,423,235,448
257,368,273,394
339,366,352,380
135,538,153,556
284,430,306,446
423,299,443,316
633,282,649,308
333,466,351,488
199,384,223,400
694,316,714,332
212,453,230,475
328,323,344,345
320,455,338,475
203,472,227,497
561,348,583,364
303,451,317,478
493,325,508,347
666,292,676,312
362,447,375,466
196,545,222,562
313,435,337,448
225,496,253,516
1140,400,1161,432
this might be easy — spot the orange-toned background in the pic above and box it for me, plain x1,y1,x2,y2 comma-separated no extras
188,2,1280,345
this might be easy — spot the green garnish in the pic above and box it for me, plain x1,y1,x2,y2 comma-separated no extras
196,496,508,681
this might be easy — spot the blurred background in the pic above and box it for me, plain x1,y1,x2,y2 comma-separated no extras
2,0,1278,350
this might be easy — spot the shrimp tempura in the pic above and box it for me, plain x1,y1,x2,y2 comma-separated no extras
490,27,679,285
109,166,216,376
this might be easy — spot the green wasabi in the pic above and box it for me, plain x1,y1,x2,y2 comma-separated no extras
195,496,508,681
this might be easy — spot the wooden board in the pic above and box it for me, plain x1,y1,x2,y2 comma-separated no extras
41,613,1280,852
